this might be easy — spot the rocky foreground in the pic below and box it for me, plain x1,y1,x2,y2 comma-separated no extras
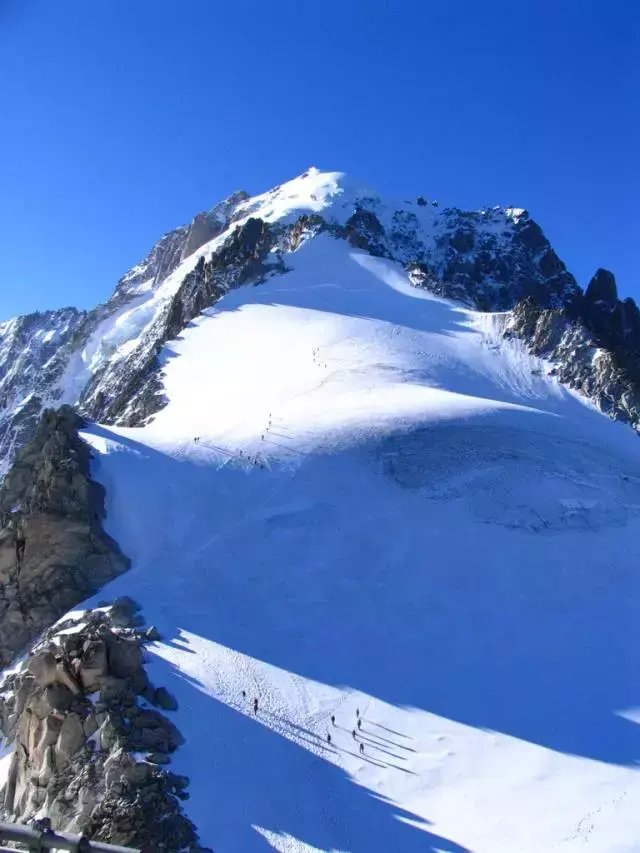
0,597,211,853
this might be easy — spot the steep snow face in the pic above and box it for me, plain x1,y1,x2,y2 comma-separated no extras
80,237,640,853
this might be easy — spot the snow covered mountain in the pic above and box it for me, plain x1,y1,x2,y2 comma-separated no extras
1,168,639,481
1,169,640,852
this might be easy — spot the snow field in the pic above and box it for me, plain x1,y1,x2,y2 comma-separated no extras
77,236,640,852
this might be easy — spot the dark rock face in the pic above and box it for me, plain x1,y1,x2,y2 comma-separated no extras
508,295,640,428
449,228,475,254
517,218,547,252
0,604,209,852
341,208,390,257
0,406,129,667
585,268,618,307
403,206,581,313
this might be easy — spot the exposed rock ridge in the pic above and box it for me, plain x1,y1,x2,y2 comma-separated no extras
507,272,640,428
0,406,129,667
78,216,287,426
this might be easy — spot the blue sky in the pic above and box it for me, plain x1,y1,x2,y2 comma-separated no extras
0,0,637,321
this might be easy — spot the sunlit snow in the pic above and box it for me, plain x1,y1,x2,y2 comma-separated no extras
71,231,640,853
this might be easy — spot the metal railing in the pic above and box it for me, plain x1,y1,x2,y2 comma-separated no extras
0,822,140,852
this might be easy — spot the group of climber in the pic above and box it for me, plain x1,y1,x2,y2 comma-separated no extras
241,690,259,715
328,706,365,754
242,690,367,755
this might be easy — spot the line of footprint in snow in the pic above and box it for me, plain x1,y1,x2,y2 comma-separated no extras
206,645,423,779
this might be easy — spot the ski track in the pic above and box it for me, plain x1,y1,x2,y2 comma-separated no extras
73,236,640,853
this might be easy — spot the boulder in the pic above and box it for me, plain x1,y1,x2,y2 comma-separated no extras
56,712,85,761
153,687,178,712
98,716,120,751
77,639,108,691
128,667,149,696
27,651,59,687
110,596,141,627
136,727,169,753
147,752,171,765
100,676,128,704
123,761,151,786
107,637,143,679
27,652,80,695
44,683,74,713
83,714,98,738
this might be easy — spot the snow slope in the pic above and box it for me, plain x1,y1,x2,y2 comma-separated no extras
80,235,640,852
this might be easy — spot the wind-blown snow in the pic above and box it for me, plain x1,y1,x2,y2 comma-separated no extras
79,236,640,852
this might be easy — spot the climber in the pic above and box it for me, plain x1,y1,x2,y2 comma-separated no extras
352,729,356,740
242,690,246,700
253,697,259,715
357,718,362,731
359,742,364,755
327,732,332,745
331,714,335,726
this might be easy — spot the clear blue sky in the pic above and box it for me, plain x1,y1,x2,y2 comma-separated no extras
1,1,638,321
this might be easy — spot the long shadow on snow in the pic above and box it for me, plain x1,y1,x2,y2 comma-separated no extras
160,660,468,853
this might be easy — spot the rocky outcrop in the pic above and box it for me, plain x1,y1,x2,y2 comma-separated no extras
78,216,288,427
407,206,581,312
585,267,618,307
508,291,640,427
0,601,210,852
0,406,128,667
340,208,391,258
112,190,250,303
0,191,252,477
